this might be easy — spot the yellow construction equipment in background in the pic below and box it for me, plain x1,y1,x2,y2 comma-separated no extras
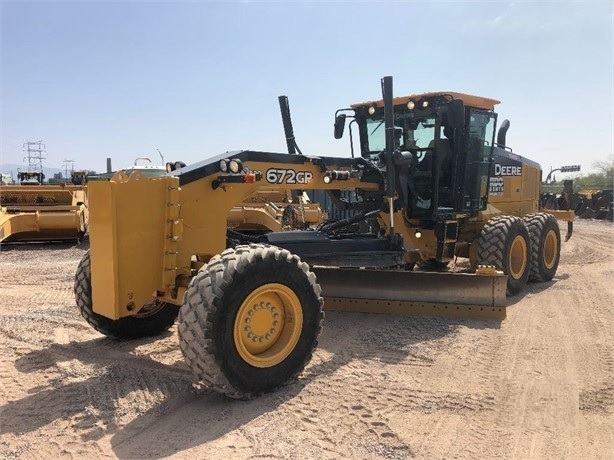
1,171,88,243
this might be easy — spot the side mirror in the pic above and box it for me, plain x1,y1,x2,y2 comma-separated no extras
445,99,465,129
334,114,346,139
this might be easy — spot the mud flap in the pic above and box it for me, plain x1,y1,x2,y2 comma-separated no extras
313,267,507,320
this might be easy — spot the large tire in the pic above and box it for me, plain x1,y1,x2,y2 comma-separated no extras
178,244,324,399
477,216,531,296
524,213,561,282
74,250,179,339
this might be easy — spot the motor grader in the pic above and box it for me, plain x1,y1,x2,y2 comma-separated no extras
75,76,573,399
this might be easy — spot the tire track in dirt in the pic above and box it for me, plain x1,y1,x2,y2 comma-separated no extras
0,309,92,347
561,220,614,266
1,339,193,459
0,243,197,459
558,225,614,416
575,269,614,416
254,312,506,459
477,221,614,459
384,316,510,460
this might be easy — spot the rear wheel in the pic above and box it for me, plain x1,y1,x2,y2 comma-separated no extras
477,216,531,296
178,244,324,399
74,250,178,339
524,213,561,282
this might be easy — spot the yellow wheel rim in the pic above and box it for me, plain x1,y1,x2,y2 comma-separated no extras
543,230,558,270
234,283,303,368
509,235,528,280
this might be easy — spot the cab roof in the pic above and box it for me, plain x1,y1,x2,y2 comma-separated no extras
351,91,500,111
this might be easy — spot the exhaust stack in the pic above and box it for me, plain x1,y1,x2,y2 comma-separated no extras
497,119,510,147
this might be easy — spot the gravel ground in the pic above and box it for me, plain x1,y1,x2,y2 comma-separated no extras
0,219,613,459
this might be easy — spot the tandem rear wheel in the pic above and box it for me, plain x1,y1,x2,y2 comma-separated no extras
524,213,561,282
477,216,531,296
178,244,324,399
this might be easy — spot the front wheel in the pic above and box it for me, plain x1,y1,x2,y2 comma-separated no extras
74,250,178,339
524,213,561,282
477,216,531,296
178,244,324,399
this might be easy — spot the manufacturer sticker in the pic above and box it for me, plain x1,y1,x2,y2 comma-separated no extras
494,164,522,176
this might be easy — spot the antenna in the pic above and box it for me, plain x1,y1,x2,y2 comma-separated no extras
157,149,165,164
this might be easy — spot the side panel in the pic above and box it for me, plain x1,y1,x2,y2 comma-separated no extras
488,148,540,216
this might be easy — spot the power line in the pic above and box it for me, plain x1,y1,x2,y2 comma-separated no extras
63,159,75,179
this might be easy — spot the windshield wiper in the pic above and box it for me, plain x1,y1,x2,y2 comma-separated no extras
370,120,384,135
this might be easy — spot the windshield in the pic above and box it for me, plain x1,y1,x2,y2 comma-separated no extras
365,115,437,153
125,168,167,177
365,118,387,152
406,117,436,149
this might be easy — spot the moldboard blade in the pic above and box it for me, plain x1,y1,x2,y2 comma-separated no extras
312,267,507,320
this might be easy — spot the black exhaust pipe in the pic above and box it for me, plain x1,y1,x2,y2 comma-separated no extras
381,75,399,238
497,119,510,148
278,95,302,155
382,76,395,200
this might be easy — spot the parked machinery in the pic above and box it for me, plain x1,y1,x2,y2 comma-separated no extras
0,171,87,243
75,76,573,399
542,179,612,221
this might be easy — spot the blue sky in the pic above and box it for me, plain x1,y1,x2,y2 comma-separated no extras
1,1,612,177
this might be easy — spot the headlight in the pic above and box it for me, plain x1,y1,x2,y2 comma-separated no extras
323,170,350,183
219,159,229,172
407,101,415,110
368,105,376,115
229,159,243,174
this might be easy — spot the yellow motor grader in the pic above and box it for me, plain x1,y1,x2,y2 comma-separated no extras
75,76,573,399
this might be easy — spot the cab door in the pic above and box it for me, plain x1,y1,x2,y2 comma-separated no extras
457,109,497,214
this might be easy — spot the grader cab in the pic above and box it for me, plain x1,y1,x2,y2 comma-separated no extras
333,85,574,295
75,76,572,399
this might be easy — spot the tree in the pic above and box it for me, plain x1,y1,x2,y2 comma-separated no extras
593,155,614,180
573,155,614,191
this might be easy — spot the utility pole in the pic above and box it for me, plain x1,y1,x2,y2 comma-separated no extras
22,141,46,175
63,159,75,179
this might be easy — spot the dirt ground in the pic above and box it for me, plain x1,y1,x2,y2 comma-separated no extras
0,219,613,460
